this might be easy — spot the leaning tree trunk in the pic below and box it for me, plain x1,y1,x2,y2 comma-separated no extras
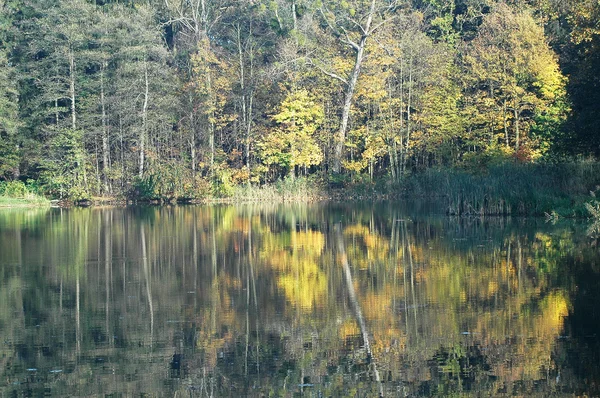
331,0,377,174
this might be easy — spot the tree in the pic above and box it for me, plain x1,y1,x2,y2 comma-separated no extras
190,36,234,178
110,5,175,178
463,3,566,157
557,0,600,156
0,0,20,180
313,0,402,173
258,89,324,178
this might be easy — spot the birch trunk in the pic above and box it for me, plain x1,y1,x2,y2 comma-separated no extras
139,60,149,177
331,0,377,174
100,64,109,194
69,48,76,130
514,106,520,151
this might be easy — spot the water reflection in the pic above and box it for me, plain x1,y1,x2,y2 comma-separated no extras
0,204,598,396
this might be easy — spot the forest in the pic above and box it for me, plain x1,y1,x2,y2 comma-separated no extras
0,0,599,203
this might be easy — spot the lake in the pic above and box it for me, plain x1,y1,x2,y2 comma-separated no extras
0,203,599,396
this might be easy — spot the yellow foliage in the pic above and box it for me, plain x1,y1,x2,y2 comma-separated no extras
277,258,327,311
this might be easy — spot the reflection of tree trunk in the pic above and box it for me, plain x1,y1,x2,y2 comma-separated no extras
506,241,511,296
399,222,410,341
211,214,217,334
401,221,418,339
193,214,198,299
76,269,81,355
105,214,110,346
248,222,260,376
335,224,383,397
245,222,251,376
245,265,250,376
141,224,154,347
517,239,522,292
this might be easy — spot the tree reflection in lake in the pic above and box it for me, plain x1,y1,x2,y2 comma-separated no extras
0,203,598,396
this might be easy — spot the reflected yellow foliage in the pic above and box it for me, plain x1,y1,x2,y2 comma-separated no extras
0,206,591,397
278,258,327,311
262,229,328,311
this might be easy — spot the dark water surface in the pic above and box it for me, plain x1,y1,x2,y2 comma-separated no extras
1,203,599,396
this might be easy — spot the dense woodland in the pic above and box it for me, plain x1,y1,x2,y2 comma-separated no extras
0,0,599,200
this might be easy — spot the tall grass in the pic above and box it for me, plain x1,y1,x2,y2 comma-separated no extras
231,176,328,202
395,162,600,216
0,180,50,207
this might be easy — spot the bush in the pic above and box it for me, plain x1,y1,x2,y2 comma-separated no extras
131,167,212,202
0,180,28,197
131,175,159,200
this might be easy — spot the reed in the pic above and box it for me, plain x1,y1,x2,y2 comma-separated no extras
231,176,328,202
395,161,600,216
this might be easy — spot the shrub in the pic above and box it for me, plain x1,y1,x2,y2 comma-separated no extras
0,180,28,197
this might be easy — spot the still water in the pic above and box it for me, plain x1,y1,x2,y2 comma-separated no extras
0,203,599,396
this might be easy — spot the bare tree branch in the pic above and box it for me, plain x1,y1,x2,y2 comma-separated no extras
305,57,348,85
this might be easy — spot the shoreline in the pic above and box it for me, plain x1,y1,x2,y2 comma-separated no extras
0,192,595,220
0,197,51,208
2,163,599,219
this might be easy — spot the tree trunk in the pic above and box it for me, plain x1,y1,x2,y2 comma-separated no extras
503,99,509,147
100,64,110,194
237,25,254,178
514,106,520,151
69,48,76,130
190,108,196,174
331,0,377,174
246,90,253,176
333,52,361,173
139,60,149,177
292,0,297,33
404,55,413,173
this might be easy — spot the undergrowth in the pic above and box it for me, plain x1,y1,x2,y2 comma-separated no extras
393,161,600,216
0,180,50,207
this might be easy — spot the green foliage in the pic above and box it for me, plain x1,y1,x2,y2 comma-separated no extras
0,133,20,180
0,180,27,197
131,164,212,201
459,144,514,173
586,200,600,220
0,179,49,207
463,3,568,156
131,174,158,201
0,0,20,181
585,187,600,237
40,128,90,200
212,167,237,198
